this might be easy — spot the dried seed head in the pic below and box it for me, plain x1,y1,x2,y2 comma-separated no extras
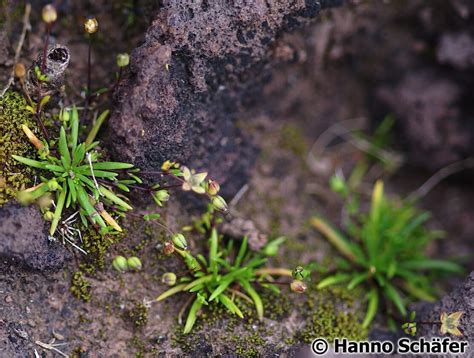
290,280,307,294
116,53,130,68
163,241,175,255
42,4,57,24
84,18,99,34
14,63,26,79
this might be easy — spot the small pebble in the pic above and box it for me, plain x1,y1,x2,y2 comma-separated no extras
4,295,13,303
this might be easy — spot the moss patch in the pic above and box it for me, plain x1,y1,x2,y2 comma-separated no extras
70,271,92,302
0,91,38,205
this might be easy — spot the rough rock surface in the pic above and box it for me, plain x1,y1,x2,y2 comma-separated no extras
0,204,71,271
107,0,342,197
413,271,474,355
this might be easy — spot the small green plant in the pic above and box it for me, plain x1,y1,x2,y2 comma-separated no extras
402,310,464,337
155,217,302,334
13,106,137,236
312,180,462,328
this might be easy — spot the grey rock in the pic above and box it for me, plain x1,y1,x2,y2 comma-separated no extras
0,204,71,271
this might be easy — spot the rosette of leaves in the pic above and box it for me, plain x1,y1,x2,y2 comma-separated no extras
13,106,137,236
156,228,292,334
312,180,462,328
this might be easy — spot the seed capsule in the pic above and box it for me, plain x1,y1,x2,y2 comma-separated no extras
42,4,57,24
112,256,128,272
171,233,188,250
127,256,142,270
161,272,177,286
163,241,175,255
116,53,130,68
212,195,228,212
84,18,99,34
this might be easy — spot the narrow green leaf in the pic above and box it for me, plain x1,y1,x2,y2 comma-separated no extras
209,279,233,302
44,164,65,173
49,184,67,236
58,127,71,168
311,217,359,263
401,259,463,273
362,288,379,328
99,185,133,211
240,279,263,320
347,272,369,290
12,155,48,169
67,178,77,205
183,275,212,291
183,297,203,334
384,283,407,317
156,283,188,302
234,236,248,268
209,227,218,277
70,106,79,152
317,273,351,290
72,144,86,167
219,294,244,318
85,109,109,146
92,161,134,170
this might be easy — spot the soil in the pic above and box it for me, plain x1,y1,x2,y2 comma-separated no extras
1,0,473,357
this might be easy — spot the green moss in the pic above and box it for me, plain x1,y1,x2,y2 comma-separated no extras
0,91,38,205
293,286,367,344
126,301,148,329
279,123,307,157
79,226,123,275
70,271,92,302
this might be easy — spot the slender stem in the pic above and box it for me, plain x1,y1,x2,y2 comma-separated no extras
254,268,293,277
83,35,92,121
41,24,51,72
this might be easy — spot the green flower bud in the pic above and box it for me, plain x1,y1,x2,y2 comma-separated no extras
212,195,228,212
161,272,177,286
116,53,130,68
206,179,220,196
47,179,60,191
290,280,307,294
127,256,142,270
329,174,348,196
112,256,128,272
172,233,187,250
60,109,70,122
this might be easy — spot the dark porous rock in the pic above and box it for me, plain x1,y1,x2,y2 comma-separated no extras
412,271,474,354
106,1,341,197
377,70,472,169
0,204,71,271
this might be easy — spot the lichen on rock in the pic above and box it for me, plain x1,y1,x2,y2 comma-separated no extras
0,90,38,205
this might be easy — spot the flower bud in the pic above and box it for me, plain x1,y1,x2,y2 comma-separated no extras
84,18,99,34
290,280,307,294
212,195,228,212
47,179,60,191
127,256,142,270
161,272,177,286
171,233,187,250
60,109,70,122
42,4,57,24
43,211,54,221
116,53,130,68
163,241,175,255
154,190,170,203
14,63,26,79
112,256,128,272
206,179,220,196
